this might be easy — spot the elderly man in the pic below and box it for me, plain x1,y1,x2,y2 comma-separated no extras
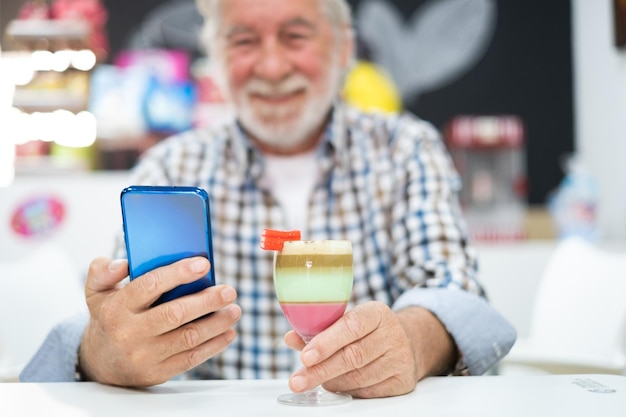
21,0,515,399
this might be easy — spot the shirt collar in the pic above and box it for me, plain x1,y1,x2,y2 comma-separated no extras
229,102,348,179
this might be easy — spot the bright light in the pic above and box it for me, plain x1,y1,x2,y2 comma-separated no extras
5,108,97,148
0,61,16,187
30,50,54,71
29,49,96,73
48,109,75,143
51,50,73,72
29,112,54,142
0,53,34,86
54,110,97,147
73,111,97,146
0,140,15,187
12,67,35,86
71,50,97,71
6,108,32,145
0,109,16,187
0,74,15,108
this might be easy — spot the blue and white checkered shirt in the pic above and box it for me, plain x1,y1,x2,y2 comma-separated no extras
20,103,515,383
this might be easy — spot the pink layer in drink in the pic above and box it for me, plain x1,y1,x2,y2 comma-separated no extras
280,302,347,342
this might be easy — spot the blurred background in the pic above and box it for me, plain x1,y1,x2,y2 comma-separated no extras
1,0,625,381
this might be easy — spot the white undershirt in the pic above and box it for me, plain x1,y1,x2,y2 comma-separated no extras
261,150,318,231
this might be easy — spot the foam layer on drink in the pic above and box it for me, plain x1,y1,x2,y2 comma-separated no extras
274,240,353,303
280,240,352,255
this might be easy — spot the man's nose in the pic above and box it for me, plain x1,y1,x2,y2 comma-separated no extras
254,40,292,82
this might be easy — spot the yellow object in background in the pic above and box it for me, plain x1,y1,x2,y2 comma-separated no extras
342,61,402,114
50,142,96,170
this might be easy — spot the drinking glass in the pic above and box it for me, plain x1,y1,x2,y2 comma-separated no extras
273,239,354,406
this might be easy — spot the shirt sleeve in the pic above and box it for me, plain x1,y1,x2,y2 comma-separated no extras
388,116,485,295
392,287,517,375
19,313,88,382
388,114,516,375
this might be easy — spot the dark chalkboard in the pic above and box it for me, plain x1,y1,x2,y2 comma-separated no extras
348,0,574,204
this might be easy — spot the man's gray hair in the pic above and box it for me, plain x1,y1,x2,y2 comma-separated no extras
196,0,353,56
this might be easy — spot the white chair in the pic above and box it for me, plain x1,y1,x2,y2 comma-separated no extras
0,244,86,381
498,237,626,375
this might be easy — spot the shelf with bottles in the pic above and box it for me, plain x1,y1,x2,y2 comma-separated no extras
0,1,111,179
4,0,109,60
3,26,97,114
11,66,91,113
5,18,91,52
3,1,107,109
3,27,99,172
4,48,97,171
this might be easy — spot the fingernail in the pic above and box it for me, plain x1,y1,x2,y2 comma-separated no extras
290,374,308,392
227,303,242,319
190,258,207,273
221,287,236,302
109,259,126,272
301,348,319,365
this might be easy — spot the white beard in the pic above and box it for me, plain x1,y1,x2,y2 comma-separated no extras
232,55,343,152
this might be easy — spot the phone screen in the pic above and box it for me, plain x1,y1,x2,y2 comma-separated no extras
121,186,215,305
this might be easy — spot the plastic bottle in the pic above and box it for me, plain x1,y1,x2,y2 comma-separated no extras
547,155,598,242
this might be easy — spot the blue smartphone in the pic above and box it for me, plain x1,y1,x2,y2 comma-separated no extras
120,186,215,306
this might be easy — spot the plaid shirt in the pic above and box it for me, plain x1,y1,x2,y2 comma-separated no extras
123,103,483,379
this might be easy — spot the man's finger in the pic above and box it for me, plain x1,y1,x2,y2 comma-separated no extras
144,285,238,335
290,324,387,393
124,257,211,310
323,349,412,397
157,326,239,381
284,330,306,351
152,302,242,360
85,257,129,295
300,302,382,367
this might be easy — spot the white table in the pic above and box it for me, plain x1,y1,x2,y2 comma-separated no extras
3,374,625,417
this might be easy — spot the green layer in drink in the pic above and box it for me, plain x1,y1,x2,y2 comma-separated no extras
274,240,353,303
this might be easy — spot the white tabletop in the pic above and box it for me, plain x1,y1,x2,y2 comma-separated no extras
3,374,625,417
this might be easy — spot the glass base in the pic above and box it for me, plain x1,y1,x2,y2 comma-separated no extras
277,386,352,407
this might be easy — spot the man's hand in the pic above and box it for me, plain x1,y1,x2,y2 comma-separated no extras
284,301,457,398
79,257,241,387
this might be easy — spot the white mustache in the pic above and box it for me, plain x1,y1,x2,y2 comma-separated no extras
245,75,309,97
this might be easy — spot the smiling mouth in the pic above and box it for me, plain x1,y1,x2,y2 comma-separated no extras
251,89,305,104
